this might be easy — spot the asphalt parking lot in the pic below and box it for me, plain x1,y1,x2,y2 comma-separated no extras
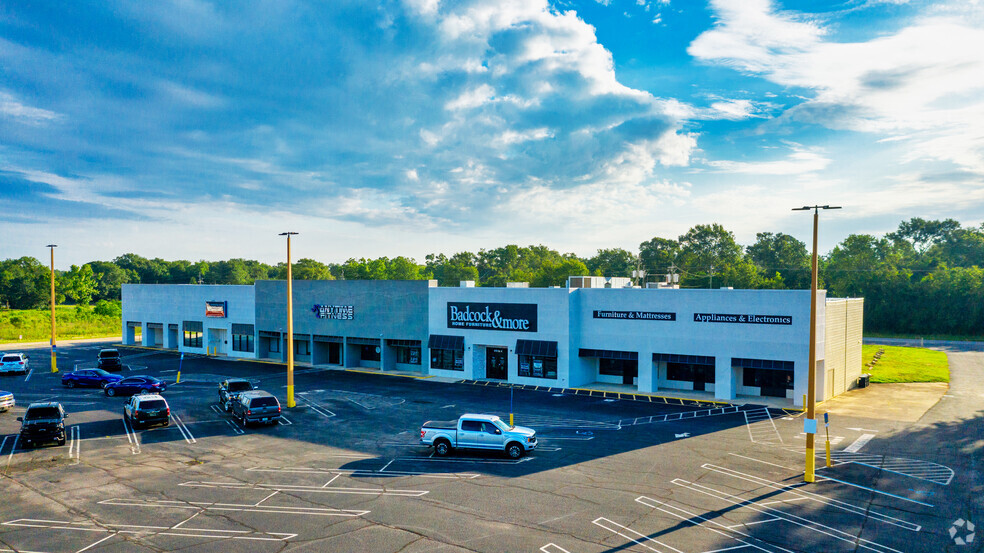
0,341,981,552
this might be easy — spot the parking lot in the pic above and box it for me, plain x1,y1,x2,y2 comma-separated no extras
0,341,980,552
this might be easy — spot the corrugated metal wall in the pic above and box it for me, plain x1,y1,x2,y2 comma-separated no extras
823,298,865,400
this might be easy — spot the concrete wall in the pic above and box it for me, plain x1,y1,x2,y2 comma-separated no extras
428,287,572,385
823,298,865,400
121,284,256,358
254,280,431,370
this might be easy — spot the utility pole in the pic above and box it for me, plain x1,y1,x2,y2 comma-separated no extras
708,265,714,289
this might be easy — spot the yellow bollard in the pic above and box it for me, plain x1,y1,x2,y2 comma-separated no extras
825,439,832,467
176,371,181,384
510,413,514,426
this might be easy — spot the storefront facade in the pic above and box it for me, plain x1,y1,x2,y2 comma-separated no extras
122,280,863,406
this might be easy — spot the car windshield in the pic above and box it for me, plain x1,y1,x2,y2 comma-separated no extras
251,397,279,407
25,407,60,420
93,369,113,377
139,400,167,409
228,381,252,392
100,351,120,359
1,355,19,362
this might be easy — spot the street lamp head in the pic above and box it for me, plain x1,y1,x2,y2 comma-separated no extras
46,244,58,248
792,205,842,212
279,232,299,236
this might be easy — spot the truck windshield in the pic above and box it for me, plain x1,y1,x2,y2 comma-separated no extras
228,382,252,392
25,407,60,420
492,418,511,431
251,397,279,408
100,351,120,359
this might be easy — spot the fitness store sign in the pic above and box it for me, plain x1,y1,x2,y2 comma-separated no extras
447,303,537,332
312,305,355,320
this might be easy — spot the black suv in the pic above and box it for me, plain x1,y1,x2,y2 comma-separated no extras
218,378,255,411
97,349,123,372
18,402,67,447
123,394,170,429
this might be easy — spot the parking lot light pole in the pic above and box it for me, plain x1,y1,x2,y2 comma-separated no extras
792,205,840,483
47,244,58,373
280,232,298,408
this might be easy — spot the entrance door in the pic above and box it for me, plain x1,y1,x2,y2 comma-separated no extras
486,347,508,380
693,364,715,391
758,369,793,398
328,343,341,365
622,360,638,385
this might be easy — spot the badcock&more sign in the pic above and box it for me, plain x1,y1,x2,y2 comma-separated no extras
312,305,355,320
447,303,537,332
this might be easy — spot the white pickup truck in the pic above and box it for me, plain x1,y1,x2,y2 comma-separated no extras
420,413,537,459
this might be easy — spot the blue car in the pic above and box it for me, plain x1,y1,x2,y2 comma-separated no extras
104,376,166,397
62,369,123,389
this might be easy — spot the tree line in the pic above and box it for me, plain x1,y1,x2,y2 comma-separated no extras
1,218,981,336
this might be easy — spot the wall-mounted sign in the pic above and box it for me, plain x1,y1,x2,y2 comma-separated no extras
447,302,537,332
312,305,354,320
693,313,792,325
593,310,675,321
205,301,227,318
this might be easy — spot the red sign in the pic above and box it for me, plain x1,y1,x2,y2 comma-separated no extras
205,301,227,318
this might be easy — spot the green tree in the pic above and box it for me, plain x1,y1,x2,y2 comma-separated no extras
0,257,50,309
89,261,134,301
531,258,589,287
638,237,680,277
746,232,811,289
676,224,744,288
292,258,334,280
65,264,98,305
586,248,636,277
387,256,422,280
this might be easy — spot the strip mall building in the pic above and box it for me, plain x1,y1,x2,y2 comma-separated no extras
122,278,864,406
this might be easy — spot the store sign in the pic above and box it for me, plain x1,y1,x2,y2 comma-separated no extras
312,305,355,320
205,301,227,318
593,310,675,321
693,313,792,325
447,302,537,332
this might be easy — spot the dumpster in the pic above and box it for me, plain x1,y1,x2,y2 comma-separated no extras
857,373,870,388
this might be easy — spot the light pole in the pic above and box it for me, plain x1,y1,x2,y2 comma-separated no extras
279,232,298,408
47,244,58,373
792,205,840,483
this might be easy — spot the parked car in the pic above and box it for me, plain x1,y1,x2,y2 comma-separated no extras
104,375,166,397
123,393,170,429
420,413,537,459
17,402,67,447
0,353,29,375
0,390,14,412
218,378,256,411
230,390,281,427
97,349,123,372
62,368,124,389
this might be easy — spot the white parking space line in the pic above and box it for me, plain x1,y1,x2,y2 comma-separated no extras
670,480,906,553
224,420,245,435
635,496,792,553
5,435,19,474
170,414,197,444
701,546,758,553
66,426,80,463
24,369,33,382
246,466,481,479
209,404,246,434
394,455,533,465
829,453,954,485
592,517,685,553
743,408,783,444
540,544,572,553
179,480,429,497
121,418,140,455
844,433,875,453
98,498,367,517
299,397,335,419
2,518,296,541
814,474,934,507
74,533,116,553
698,464,921,531
278,415,292,426
618,405,742,428
321,474,342,488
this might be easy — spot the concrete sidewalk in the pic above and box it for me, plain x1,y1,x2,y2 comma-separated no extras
820,381,948,422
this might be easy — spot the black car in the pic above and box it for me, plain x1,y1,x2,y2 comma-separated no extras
97,349,123,372
230,391,281,426
62,368,124,389
123,394,170,429
18,402,67,447
104,376,166,397
218,378,256,411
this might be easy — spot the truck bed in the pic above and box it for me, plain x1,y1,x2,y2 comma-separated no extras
421,420,457,430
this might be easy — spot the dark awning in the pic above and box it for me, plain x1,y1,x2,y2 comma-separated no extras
146,322,163,329
387,339,421,348
428,334,464,351
731,358,793,371
231,323,254,335
578,348,638,361
516,339,558,357
653,353,714,366
258,330,281,338
347,336,380,346
313,334,343,343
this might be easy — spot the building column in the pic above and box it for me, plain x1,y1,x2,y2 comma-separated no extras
714,357,736,401
637,351,655,393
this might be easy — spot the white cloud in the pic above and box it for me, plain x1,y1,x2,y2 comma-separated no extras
0,92,61,124
706,148,830,175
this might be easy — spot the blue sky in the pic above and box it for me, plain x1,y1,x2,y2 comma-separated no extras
2,0,982,268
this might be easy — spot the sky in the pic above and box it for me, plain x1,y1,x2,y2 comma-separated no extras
2,0,983,269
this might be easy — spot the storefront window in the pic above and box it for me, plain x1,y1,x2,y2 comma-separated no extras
295,340,310,356
599,358,637,376
431,349,463,371
518,355,557,379
232,334,253,353
666,362,715,382
743,368,794,389
396,347,421,365
268,338,280,353
182,321,203,348
361,344,381,361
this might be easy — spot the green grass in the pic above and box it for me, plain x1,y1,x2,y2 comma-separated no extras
862,344,950,383
864,331,983,342
0,306,121,343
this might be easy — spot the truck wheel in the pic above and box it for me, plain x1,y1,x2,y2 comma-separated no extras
506,442,524,459
105,388,116,397
434,439,451,456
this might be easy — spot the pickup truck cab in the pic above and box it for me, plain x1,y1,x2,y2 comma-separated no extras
97,349,123,372
218,378,256,411
17,402,67,447
420,413,537,459
230,390,281,427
